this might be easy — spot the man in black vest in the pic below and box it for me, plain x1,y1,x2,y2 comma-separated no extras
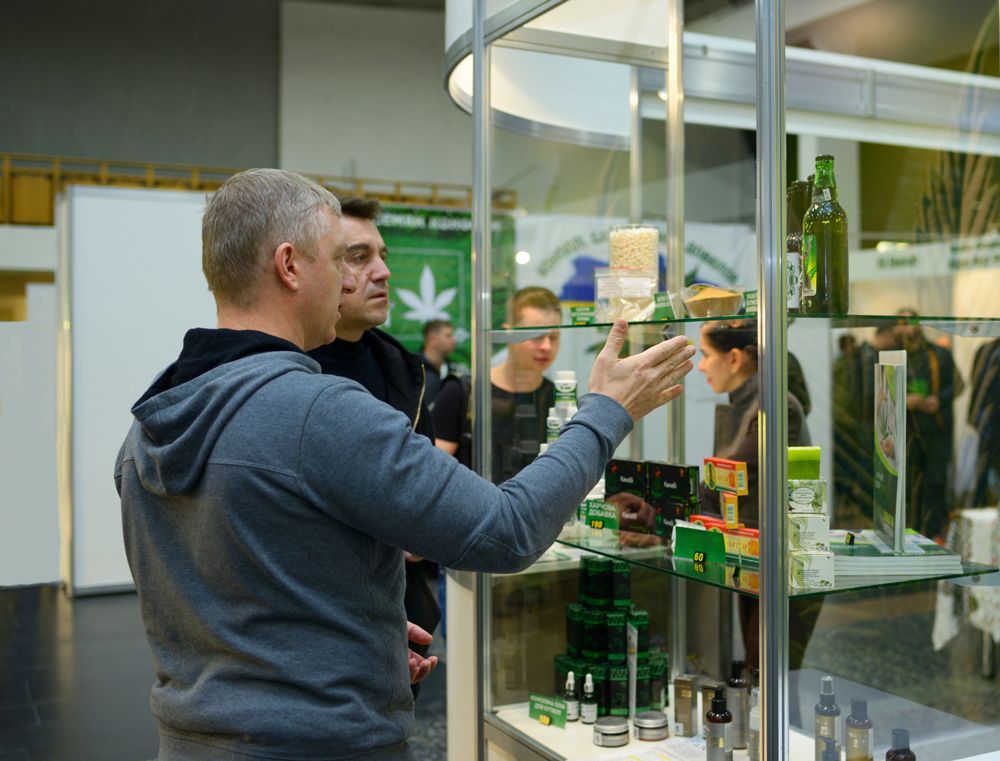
308,197,440,693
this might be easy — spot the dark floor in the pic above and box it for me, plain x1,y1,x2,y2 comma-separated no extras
0,585,447,761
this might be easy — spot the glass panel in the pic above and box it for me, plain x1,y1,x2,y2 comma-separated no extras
785,0,1000,758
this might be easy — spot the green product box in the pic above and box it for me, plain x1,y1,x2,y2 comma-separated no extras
611,560,631,608
605,611,627,663
788,446,821,480
649,652,669,709
628,610,650,656
565,603,584,657
581,608,608,662
634,663,652,713
647,461,701,532
609,666,630,716
582,556,613,609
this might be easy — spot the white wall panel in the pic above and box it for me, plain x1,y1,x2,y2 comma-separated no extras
59,186,215,594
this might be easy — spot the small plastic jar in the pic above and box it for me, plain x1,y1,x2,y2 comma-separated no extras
633,710,670,741
593,716,630,748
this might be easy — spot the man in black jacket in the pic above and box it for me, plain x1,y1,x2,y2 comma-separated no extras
308,197,440,692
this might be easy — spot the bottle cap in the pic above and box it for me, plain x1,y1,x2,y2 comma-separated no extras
566,671,575,690
816,154,835,163
711,686,727,713
584,672,595,694
538,443,549,454
819,675,836,707
548,407,559,418
555,370,576,382
892,728,910,750
821,736,838,761
850,697,867,721
730,660,745,680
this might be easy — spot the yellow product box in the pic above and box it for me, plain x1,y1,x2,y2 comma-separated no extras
788,513,830,551
723,527,760,560
704,456,749,496
788,478,827,513
789,550,834,590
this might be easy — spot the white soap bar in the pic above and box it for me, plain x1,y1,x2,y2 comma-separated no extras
789,513,830,551
788,478,827,513
789,550,834,590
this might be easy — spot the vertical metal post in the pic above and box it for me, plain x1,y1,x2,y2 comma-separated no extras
471,1,492,759
628,66,646,461
665,0,688,680
756,0,789,759
629,67,643,225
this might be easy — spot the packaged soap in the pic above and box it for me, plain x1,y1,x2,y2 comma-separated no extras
789,550,834,590
788,479,827,513
788,513,830,551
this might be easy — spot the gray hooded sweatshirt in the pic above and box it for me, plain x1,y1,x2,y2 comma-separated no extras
116,342,631,761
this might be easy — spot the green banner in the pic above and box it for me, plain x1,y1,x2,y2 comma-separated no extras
376,206,515,367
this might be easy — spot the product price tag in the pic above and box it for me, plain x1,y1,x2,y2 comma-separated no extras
528,693,567,728
672,524,726,564
743,289,758,314
586,499,619,531
652,291,675,320
570,305,595,325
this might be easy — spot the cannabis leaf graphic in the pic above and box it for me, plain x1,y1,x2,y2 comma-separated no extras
396,265,457,322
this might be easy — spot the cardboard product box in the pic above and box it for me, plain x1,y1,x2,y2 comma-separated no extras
647,461,701,532
605,459,653,534
673,675,698,737
789,550,834,590
788,512,830,551
788,478,828,513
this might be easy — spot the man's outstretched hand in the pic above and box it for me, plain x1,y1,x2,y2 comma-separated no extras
588,320,696,421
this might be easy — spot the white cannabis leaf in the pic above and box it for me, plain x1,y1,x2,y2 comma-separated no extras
396,265,456,322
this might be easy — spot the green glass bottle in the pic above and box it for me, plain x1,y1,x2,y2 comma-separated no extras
802,155,849,314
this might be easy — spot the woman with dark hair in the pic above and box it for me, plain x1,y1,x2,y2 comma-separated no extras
698,320,810,526
697,320,817,695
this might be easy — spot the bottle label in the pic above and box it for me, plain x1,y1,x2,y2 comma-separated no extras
815,716,838,761
845,727,872,760
823,188,831,201
565,698,579,722
787,251,801,309
581,701,598,723
707,723,733,761
802,235,817,297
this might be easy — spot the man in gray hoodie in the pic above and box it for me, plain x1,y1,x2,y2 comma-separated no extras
116,168,695,761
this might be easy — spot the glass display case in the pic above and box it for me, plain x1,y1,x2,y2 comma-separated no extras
443,0,1000,759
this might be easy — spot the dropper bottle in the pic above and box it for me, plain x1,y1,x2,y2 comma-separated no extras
885,729,916,761
815,675,841,761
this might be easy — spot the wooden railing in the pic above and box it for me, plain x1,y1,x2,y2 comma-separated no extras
0,152,516,226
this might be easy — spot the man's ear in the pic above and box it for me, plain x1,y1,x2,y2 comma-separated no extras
273,242,298,292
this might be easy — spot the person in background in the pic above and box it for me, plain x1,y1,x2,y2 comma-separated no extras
696,320,816,712
420,318,456,406
434,286,562,482
895,308,963,540
307,196,440,695
117,167,696,760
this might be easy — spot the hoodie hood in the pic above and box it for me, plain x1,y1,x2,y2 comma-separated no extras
125,329,318,496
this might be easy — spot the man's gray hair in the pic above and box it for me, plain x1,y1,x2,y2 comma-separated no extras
202,168,342,308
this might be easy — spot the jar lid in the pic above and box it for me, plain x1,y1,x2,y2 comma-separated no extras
632,711,669,729
594,716,629,734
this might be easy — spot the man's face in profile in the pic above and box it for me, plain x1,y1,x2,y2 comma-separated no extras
336,215,391,341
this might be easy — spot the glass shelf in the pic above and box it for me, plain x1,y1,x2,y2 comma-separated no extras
555,526,999,600
489,312,1000,341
